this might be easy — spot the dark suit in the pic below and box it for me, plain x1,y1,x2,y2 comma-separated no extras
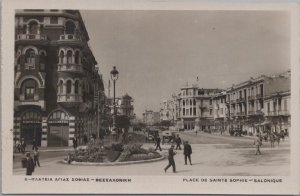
26,157,35,175
155,137,162,151
164,147,176,172
184,143,192,165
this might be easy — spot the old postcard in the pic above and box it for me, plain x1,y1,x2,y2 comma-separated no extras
1,0,299,194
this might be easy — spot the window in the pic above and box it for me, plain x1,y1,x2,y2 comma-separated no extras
193,99,196,106
209,99,212,105
39,52,46,70
67,50,72,64
29,21,38,34
75,81,79,94
21,79,37,100
75,51,80,64
66,80,72,94
267,102,270,112
65,21,76,34
210,109,213,115
182,100,185,106
193,108,196,116
284,100,287,111
58,80,63,94
25,49,35,69
59,51,64,64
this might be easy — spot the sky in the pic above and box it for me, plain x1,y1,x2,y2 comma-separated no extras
80,10,290,118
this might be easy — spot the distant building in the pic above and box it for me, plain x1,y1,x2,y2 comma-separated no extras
212,91,227,133
143,110,160,126
108,94,134,119
159,94,177,123
14,10,106,147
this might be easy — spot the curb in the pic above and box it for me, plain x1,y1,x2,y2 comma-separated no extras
61,155,166,166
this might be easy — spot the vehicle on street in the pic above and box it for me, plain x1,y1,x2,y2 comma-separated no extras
162,130,176,143
145,129,160,142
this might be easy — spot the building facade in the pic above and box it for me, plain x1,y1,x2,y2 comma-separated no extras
226,71,290,134
142,110,160,126
159,94,177,123
107,94,135,119
176,84,223,131
14,10,105,147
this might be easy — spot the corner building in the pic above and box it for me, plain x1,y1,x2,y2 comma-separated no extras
14,10,104,147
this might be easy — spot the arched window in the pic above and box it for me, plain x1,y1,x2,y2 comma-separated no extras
25,49,35,69
74,80,79,94
66,80,72,94
67,50,72,64
58,80,64,94
40,52,46,70
75,51,80,64
65,21,76,34
21,78,37,100
29,21,38,34
59,51,64,64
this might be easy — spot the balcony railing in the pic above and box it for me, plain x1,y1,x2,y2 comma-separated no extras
59,34,81,41
17,34,47,40
256,94,263,99
236,112,246,116
57,94,83,103
248,95,255,100
57,64,83,73
20,94,39,101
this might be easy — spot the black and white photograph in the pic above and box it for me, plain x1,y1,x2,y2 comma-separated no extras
1,0,300,195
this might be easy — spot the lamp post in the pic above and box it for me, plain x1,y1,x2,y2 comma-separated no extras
110,66,119,135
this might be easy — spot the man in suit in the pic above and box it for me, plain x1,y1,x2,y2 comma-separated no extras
183,141,192,165
25,152,35,175
155,135,162,151
164,144,176,173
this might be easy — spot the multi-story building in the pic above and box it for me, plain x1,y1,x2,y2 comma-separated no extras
107,94,135,119
159,94,177,123
142,110,160,126
176,83,223,131
14,10,106,147
212,91,227,133
226,71,290,134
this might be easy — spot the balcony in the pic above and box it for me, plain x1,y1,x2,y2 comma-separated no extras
248,95,255,101
59,34,81,41
57,94,83,103
236,97,246,103
278,110,289,116
17,34,48,41
256,94,263,99
236,112,246,116
57,64,84,74
15,94,45,109
20,94,39,101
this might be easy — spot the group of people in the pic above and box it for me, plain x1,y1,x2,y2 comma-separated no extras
152,133,192,173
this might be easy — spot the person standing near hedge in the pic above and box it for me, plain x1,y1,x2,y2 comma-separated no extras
155,135,162,151
164,144,176,173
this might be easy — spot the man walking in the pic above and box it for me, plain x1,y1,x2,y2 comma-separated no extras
175,134,182,150
164,144,176,173
183,141,192,165
33,148,40,167
155,135,162,151
254,134,262,155
25,152,35,175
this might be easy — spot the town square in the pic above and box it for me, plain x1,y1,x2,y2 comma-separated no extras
12,9,291,177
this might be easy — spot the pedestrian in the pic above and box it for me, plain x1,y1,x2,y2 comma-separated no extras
175,134,182,150
21,138,26,153
183,141,192,165
83,134,88,145
15,139,21,153
164,144,176,173
32,139,37,151
270,133,275,148
155,135,162,151
33,148,40,167
254,134,262,155
72,137,77,149
25,152,35,175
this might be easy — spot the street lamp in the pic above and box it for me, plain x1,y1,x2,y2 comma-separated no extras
110,66,119,135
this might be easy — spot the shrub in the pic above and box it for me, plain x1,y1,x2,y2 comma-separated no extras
106,149,121,162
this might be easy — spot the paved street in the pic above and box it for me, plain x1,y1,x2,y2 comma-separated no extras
13,132,290,176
